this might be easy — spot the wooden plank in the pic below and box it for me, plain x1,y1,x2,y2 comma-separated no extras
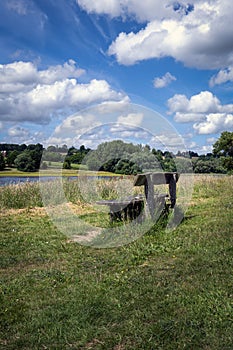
151,172,168,184
133,172,150,186
96,197,144,223
134,172,179,186
169,174,177,208
144,174,155,218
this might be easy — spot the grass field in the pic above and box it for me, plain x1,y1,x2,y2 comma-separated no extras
0,175,232,349
0,165,118,177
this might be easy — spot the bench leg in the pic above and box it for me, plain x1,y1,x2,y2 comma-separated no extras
169,175,177,208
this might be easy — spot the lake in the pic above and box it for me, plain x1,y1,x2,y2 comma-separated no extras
0,175,117,186
0,176,66,186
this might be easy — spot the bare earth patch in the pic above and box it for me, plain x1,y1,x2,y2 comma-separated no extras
67,228,102,244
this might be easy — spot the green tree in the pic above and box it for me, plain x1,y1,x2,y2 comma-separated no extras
41,161,48,169
14,151,36,172
6,150,20,167
192,158,227,174
213,131,233,157
213,131,233,173
115,159,142,175
0,153,5,170
43,151,63,162
86,152,102,171
63,159,71,169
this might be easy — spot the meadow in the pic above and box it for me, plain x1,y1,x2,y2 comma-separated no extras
0,175,232,349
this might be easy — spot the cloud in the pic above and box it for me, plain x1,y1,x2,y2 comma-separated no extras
106,0,233,69
38,60,85,84
209,66,233,87
206,137,216,144
117,113,144,126
153,72,176,88
50,113,146,148
193,114,233,134
0,60,84,91
8,125,30,138
168,90,233,134
94,98,131,114
6,0,29,15
0,60,128,124
6,126,46,144
53,113,99,139
77,0,193,22
151,133,185,151
77,0,121,18
5,0,48,32
48,122,149,149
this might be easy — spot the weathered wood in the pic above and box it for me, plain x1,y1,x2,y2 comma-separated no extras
153,193,169,219
134,172,179,186
97,172,179,223
144,174,155,218
134,172,179,218
169,173,177,208
134,172,151,186
96,197,144,223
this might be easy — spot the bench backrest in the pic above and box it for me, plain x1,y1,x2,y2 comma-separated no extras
134,172,179,186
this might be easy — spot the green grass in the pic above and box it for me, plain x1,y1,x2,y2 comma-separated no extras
0,165,118,177
0,175,233,349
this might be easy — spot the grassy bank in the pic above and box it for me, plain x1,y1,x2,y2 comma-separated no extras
0,176,233,349
0,166,118,177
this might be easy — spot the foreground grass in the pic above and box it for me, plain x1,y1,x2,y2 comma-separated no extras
0,176,233,349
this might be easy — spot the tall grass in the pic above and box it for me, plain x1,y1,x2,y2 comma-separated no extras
0,174,231,210
0,181,43,209
0,177,135,210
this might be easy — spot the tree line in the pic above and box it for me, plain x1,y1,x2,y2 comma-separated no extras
0,131,232,174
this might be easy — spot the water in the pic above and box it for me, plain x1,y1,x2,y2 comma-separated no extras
0,176,63,186
0,175,116,186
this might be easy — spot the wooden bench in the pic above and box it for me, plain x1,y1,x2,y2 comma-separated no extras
96,172,179,223
96,195,144,223
134,172,179,218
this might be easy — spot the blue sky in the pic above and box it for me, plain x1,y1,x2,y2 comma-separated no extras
0,0,233,153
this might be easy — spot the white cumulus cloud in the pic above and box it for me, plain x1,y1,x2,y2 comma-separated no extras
209,66,233,87
168,91,233,134
77,0,121,17
105,0,233,69
0,60,128,125
153,72,176,88
77,0,194,22
193,114,233,134
117,113,144,126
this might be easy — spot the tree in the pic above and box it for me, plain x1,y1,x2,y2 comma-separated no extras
213,131,233,157
43,151,63,162
40,161,48,169
192,158,227,174
0,153,5,170
14,151,36,172
47,145,57,152
6,150,20,167
85,152,102,171
115,159,142,175
13,145,43,172
63,159,71,169
213,131,233,173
